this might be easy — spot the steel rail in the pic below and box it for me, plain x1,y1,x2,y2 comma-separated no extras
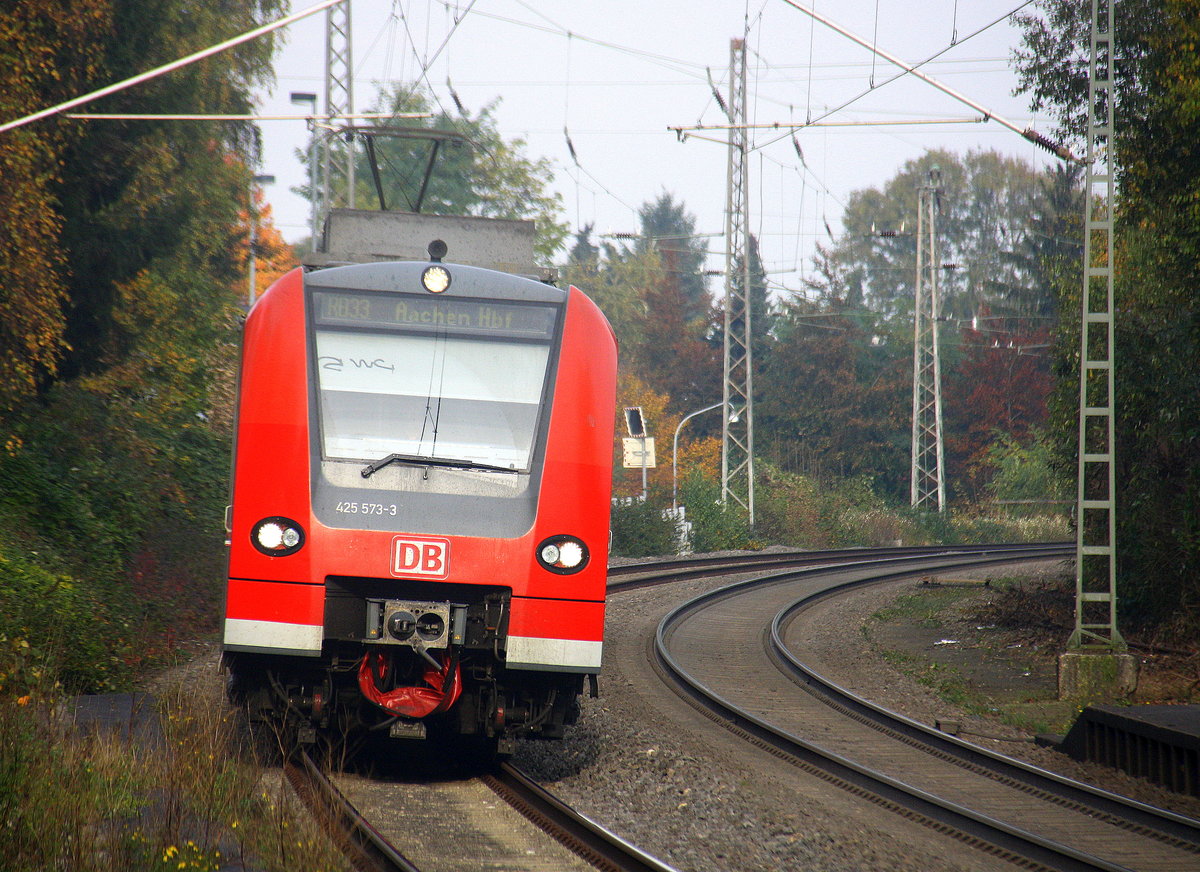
608,541,1072,588
653,547,1142,872
768,587,1200,852
285,750,422,872
484,763,679,872
288,748,678,871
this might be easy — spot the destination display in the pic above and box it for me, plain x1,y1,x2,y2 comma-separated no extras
313,291,557,340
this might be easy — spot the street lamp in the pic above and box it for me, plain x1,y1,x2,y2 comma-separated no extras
673,401,739,512
248,173,275,307
290,91,319,252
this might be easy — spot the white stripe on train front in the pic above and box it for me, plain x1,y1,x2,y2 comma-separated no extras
505,636,602,672
224,618,323,654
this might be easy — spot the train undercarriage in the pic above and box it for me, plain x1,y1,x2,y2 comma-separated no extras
225,580,591,754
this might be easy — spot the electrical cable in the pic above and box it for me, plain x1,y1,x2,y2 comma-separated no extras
1,0,344,133
759,0,1042,154
448,1,709,80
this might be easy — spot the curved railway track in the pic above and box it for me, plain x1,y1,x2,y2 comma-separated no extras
281,543,1197,872
651,544,1200,871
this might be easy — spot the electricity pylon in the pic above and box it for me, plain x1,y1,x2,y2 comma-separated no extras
721,37,755,525
910,168,946,511
322,0,354,212
1071,0,1123,650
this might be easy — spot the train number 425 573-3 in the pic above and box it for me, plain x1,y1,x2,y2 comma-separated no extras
335,501,398,516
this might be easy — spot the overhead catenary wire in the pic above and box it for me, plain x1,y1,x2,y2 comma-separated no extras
458,1,711,80
775,0,1077,161
755,2,1034,146
0,0,345,134
64,112,425,122
662,2,1040,295
391,0,480,120
562,127,638,214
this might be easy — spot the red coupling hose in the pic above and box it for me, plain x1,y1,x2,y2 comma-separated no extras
357,648,463,719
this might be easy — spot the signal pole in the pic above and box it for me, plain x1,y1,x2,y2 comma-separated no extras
910,168,946,511
323,0,354,212
721,37,755,525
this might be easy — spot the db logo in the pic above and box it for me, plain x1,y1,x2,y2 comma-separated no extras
391,536,451,579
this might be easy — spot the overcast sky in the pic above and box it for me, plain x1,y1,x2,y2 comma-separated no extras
254,0,1055,298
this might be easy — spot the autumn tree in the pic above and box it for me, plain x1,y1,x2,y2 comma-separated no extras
634,192,711,324
629,197,723,417
821,149,1061,323
0,0,109,411
54,0,284,383
758,299,909,498
564,204,724,420
943,325,1054,498
0,0,291,661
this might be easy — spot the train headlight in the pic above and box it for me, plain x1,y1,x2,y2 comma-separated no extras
536,536,589,574
251,517,305,556
421,265,451,294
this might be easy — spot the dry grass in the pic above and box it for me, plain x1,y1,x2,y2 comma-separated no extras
0,680,349,872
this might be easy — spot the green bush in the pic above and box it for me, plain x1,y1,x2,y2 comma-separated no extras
610,496,678,557
985,430,1070,516
677,472,754,553
0,380,233,695
0,548,132,694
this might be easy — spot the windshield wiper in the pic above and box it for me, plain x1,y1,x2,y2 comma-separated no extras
361,453,519,478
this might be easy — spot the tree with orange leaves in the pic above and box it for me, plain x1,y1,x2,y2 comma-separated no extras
244,197,298,302
0,0,109,411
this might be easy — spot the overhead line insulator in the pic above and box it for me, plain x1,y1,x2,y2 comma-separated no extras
1022,127,1079,162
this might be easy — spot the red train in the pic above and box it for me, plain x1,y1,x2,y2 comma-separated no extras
222,244,617,752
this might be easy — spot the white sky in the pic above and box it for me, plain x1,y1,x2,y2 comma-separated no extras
254,0,1055,299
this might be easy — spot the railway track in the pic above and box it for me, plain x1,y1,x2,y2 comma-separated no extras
285,750,422,872
607,542,1071,591
283,543,1197,871
286,747,676,872
651,545,1200,871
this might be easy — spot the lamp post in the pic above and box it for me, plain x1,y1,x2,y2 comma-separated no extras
248,173,275,307
289,91,319,252
673,401,727,513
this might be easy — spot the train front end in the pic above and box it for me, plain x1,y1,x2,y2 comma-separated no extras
223,258,617,750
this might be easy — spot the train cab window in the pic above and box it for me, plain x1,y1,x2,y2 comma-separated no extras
310,291,558,472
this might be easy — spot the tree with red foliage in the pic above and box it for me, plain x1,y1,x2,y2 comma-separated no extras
944,324,1053,497
633,246,721,415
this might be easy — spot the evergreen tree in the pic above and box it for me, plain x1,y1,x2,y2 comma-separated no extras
635,192,711,322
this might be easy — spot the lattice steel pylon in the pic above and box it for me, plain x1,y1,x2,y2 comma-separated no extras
322,0,354,212
910,169,946,511
1071,0,1123,650
721,37,755,525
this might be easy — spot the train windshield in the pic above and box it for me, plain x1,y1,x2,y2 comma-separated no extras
310,291,557,471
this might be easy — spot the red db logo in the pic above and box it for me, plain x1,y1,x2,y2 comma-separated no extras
391,536,450,579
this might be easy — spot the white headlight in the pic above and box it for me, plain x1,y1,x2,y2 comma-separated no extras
557,541,584,568
251,517,305,556
422,265,451,294
257,522,284,550
536,536,589,574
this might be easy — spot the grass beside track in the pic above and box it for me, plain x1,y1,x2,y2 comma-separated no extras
0,681,349,872
862,570,1200,736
